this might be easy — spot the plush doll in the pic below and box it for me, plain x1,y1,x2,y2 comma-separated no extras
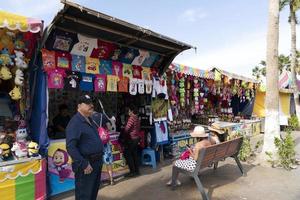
193,79,200,113
14,33,26,50
11,142,28,159
0,48,14,66
9,86,22,100
0,143,11,161
14,50,28,69
0,65,12,80
179,78,185,107
15,69,24,86
11,128,28,159
27,141,39,157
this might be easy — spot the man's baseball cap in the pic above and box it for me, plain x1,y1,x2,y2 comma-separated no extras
78,94,93,105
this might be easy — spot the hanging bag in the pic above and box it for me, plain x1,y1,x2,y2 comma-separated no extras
93,114,110,144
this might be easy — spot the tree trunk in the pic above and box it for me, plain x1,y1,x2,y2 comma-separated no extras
261,0,281,161
290,6,297,87
290,4,300,123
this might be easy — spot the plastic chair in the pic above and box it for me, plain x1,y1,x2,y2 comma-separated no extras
141,148,157,169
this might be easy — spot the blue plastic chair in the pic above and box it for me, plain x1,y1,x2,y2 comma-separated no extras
141,148,157,169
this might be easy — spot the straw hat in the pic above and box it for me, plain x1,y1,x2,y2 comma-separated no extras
208,123,225,134
190,126,209,138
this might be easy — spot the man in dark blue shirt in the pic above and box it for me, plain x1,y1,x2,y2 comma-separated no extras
66,94,103,200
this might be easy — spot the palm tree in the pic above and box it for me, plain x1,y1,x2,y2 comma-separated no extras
281,0,300,87
261,0,281,162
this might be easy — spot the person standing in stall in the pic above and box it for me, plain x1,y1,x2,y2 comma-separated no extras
66,94,104,200
123,104,141,177
52,104,70,138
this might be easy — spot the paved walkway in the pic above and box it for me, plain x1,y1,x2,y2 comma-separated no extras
54,133,300,200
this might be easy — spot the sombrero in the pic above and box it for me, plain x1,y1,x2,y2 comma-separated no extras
208,123,225,134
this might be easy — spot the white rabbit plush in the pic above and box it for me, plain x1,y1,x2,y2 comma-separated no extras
14,50,28,69
15,69,24,86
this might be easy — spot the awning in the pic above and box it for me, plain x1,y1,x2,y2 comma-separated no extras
42,0,192,74
0,10,43,33
169,63,214,79
212,68,259,83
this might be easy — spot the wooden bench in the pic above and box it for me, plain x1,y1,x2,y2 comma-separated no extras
171,137,244,200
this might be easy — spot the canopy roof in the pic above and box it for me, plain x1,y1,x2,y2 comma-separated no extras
43,0,192,74
212,67,259,83
0,10,43,33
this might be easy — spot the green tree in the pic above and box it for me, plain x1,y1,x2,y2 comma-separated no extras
280,0,300,88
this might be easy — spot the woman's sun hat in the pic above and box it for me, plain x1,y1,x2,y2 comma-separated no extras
190,126,209,138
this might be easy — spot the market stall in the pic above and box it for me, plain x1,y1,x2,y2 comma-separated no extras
166,64,260,157
31,0,191,196
0,11,46,200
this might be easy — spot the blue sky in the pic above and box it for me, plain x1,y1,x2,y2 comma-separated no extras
0,0,297,77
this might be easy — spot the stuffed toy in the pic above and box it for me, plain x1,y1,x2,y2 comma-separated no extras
0,48,14,66
0,30,15,53
15,69,24,86
193,79,200,113
27,141,39,157
14,50,28,69
9,86,22,100
179,77,185,107
11,128,28,159
14,33,26,50
0,143,11,161
0,65,12,80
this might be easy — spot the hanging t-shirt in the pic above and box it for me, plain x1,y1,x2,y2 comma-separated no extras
118,77,129,93
55,51,72,70
94,74,107,92
80,73,95,91
46,29,78,52
131,50,150,66
132,65,143,79
129,78,138,95
144,80,153,94
99,60,112,75
110,47,122,61
64,71,81,90
71,55,86,73
123,64,133,78
71,34,98,56
47,69,66,89
142,53,158,67
138,79,145,94
86,57,100,74
112,61,123,76
152,76,168,99
106,75,119,92
41,49,55,72
90,39,116,59
120,47,139,64
142,67,151,80
154,121,169,144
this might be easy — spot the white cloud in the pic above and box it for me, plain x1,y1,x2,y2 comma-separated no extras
178,8,207,22
174,23,298,78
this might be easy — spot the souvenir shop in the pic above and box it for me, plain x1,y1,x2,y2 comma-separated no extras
33,1,192,196
0,11,46,200
165,63,261,158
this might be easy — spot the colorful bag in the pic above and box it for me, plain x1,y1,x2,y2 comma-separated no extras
93,114,110,144
179,149,190,160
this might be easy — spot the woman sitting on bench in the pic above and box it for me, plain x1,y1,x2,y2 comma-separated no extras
167,125,223,186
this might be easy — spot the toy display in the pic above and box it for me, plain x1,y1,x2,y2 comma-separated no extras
27,141,39,157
